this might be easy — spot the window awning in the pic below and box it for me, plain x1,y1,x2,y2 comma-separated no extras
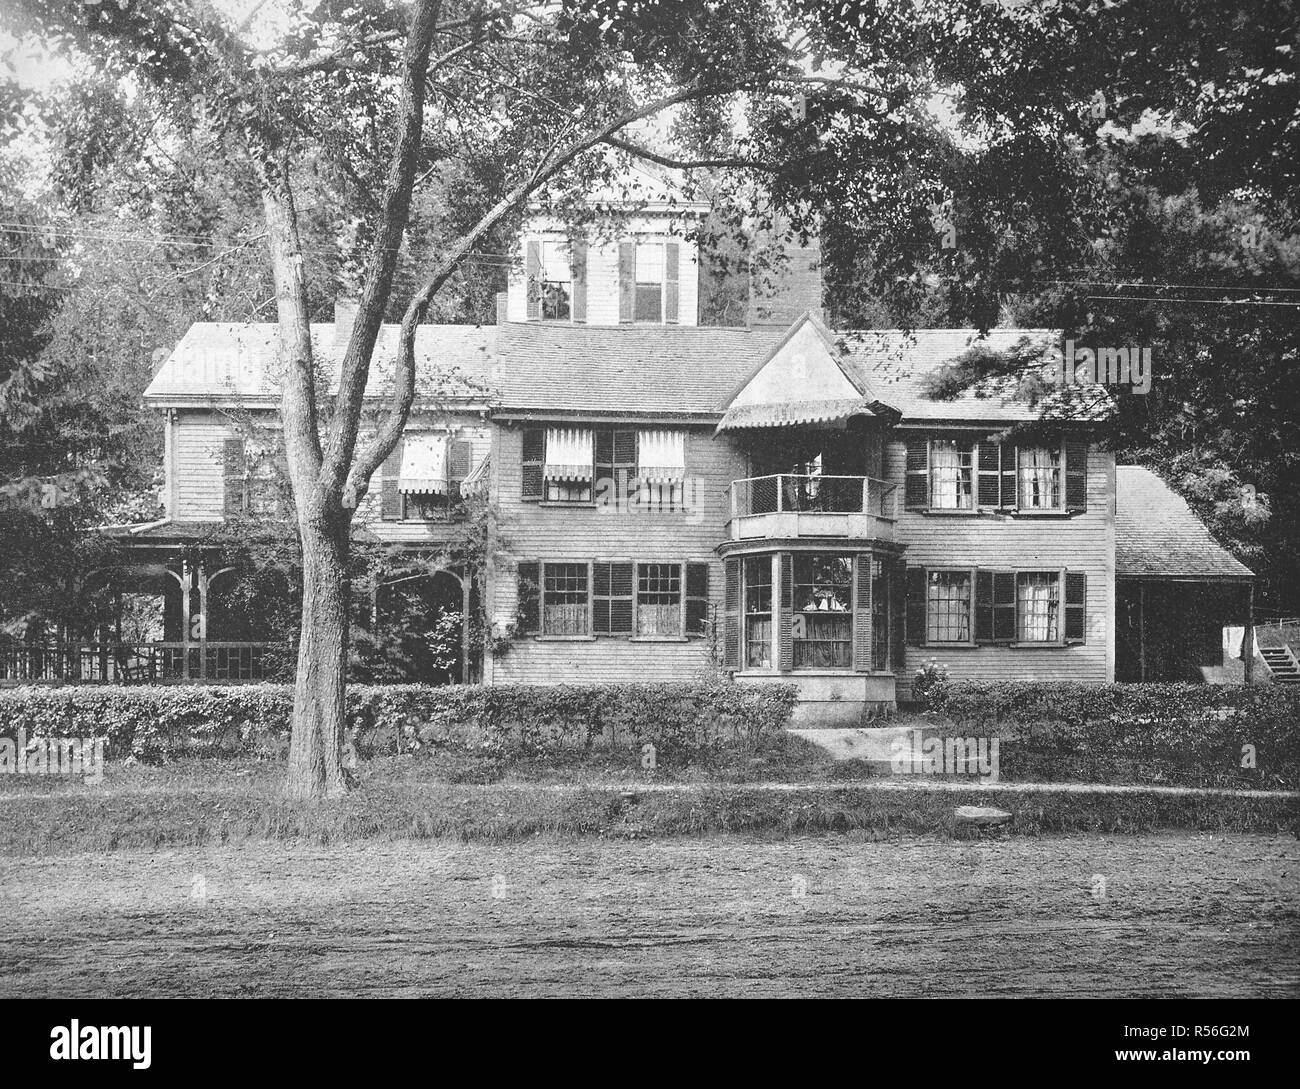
460,451,490,497
637,429,685,483
715,397,875,432
544,427,593,481
399,434,448,493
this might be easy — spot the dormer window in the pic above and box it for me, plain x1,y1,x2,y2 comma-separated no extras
634,243,664,321
619,240,680,324
540,241,572,321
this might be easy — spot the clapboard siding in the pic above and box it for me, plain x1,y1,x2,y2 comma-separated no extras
173,413,231,521
489,423,740,683
883,436,1115,694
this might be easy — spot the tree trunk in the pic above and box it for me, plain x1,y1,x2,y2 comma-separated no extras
284,516,351,800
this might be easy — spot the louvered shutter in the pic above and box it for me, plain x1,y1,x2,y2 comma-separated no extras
778,553,794,671
904,438,929,509
520,427,544,500
686,562,709,637
890,557,907,668
664,241,680,323
571,239,588,323
852,554,873,672
904,566,926,646
447,438,472,497
723,557,741,669
1065,438,1088,510
380,439,403,520
517,562,540,633
1065,571,1087,643
618,242,635,323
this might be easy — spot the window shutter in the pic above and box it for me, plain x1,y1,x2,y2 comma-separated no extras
517,562,540,633
664,241,680,323
723,557,741,669
525,240,541,320
975,570,994,643
380,439,403,520
890,557,907,669
1065,571,1087,643
904,566,926,646
222,437,246,517
520,427,544,500
593,561,633,635
852,554,873,672
993,572,1017,641
1002,445,1017,509
618,242,635,323
904,438,929,509
447,438,472,497
778,553,794,670
1065,438,1088,510
571,239,588,323
686,561,709,637
977,442,1003,508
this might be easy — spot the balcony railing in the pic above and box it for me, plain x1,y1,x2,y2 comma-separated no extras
0,641,275,685
728,474,897,541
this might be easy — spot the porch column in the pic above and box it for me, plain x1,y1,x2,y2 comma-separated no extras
180,561,192,681
196,563,209,681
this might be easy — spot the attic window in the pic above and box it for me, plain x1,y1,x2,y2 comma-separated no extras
634,243,664,322
541,241,571,321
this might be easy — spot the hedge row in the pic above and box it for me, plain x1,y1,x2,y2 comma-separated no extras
929,681,1300,788
0,681,799,763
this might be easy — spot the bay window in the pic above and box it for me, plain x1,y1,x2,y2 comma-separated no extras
792,553,852,668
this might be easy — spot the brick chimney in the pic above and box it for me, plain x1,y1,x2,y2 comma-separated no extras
334,298,359,350
747,242,825,327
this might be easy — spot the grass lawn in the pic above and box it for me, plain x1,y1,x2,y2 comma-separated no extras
1,729,1296,856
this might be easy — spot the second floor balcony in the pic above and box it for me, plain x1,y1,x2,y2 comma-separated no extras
728,474,898,543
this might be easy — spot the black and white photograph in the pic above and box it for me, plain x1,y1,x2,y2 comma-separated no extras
0,0,1296,1056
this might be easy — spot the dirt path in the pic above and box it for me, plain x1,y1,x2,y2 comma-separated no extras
1,833,1296,997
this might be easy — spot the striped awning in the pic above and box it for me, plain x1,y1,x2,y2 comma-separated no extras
460,451,490,497
715,397,873,432
544,427,594,481
637,429,686,483
399,433,447,493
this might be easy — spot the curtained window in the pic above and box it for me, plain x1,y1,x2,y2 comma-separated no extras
1017,446,1061,509
930,439,974,509
542,562,589,635
744,556,773,668
926,570,972,643
1016,572,1060,642
793,554,852,668
636,563,682,636
543,427,594,502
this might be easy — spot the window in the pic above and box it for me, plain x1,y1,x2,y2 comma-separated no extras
637,563,682,636
744,556,773,669
543,427,593,503
542,563,589,636
593,562,633,635
1017,446,1062,509
926,571,972,643
930,439,974,509
540,241,571,321
1016,571,1060,642
524,426,688,509
634,243,664,322
871,557,889,671
792,554,852,668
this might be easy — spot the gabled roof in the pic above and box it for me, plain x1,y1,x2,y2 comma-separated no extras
834,329,1113,423
1116,466,1254,580
717,312,886,430
144,322,497,404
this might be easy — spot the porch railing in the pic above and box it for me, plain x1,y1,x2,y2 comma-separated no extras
0,641,274,684
730,474,898,521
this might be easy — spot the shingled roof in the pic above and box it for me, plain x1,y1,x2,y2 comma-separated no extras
1116,466,1254,580
145,322,497,404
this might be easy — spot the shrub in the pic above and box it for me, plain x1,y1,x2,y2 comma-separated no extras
927,681,1300,788
0,681,799,764
911,658,949,708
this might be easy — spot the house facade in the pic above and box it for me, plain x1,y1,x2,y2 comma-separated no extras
1,182,1256,716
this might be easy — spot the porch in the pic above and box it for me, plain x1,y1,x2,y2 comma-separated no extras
728,473,897,542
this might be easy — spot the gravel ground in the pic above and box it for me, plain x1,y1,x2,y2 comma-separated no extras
1,832,1296,998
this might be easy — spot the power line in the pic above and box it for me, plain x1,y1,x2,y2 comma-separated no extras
1034,277,1300,294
